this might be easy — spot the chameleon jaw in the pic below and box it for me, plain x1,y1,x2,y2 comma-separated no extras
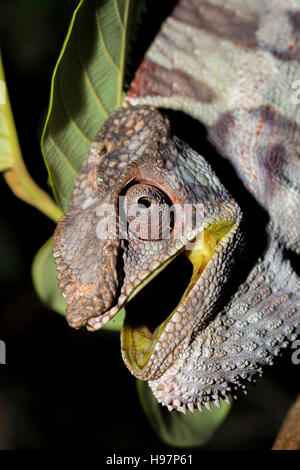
121,219,236,379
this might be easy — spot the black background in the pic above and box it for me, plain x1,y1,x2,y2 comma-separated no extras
0,0,298,451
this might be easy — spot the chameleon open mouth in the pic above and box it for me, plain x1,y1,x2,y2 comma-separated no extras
121,220,235,375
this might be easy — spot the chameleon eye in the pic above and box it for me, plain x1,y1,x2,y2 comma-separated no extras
122,183,174,240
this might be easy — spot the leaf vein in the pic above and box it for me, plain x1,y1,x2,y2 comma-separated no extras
55,183,69,203
113,0,124,29
95,7,120,71
117,0,130,107
48,135,77,176
75,16,109,118
58,71,92,145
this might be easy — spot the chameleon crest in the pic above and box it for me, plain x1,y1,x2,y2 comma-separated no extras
54,0,300,413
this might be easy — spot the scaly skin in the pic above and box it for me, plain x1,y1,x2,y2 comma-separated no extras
150,242,300,412
127,0,300,253
54,105,243,381
54,0,300,412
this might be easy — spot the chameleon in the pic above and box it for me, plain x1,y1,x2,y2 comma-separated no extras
53,0,300,413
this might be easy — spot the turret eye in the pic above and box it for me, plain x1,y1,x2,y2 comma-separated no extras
138,197,154,209
122,183,174,240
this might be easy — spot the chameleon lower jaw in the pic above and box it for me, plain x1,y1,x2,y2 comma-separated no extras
121,220,236,375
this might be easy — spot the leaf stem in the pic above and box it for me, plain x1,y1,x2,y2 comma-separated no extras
0,52,63,223
117,0,130,107
272,394,300,450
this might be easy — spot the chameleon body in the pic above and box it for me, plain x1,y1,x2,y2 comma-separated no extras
54,0,300,413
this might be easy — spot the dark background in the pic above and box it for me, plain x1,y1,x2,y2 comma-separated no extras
0,0,298,451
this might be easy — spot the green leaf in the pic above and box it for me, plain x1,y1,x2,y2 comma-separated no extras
41,0,146,212
33,0,146,323
103,306,125,331
32,236,125,331
0,51,15,172
137,380,232,448
32,237,67,316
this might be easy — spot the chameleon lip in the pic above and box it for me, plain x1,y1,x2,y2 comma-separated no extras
121,219,236,376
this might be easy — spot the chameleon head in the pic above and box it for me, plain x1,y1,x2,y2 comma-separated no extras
54,105,242,381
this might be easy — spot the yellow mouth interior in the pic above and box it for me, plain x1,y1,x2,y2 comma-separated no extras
122,220,235,374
